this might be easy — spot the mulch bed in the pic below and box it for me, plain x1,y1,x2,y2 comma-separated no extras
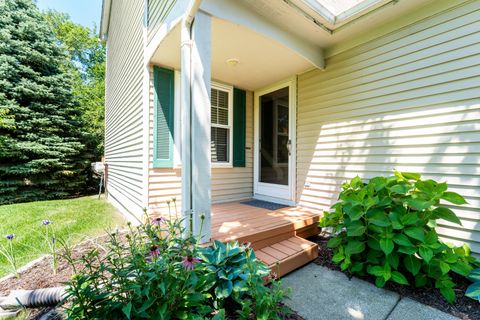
309,235,480,320
0,236,303,320
0,238,107,320
223,299,303,320
280,305,304,320
0,237,106,297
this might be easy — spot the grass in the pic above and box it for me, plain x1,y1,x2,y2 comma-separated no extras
0,195,126,276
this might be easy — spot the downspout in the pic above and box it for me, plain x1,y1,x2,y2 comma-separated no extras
182,0,203,234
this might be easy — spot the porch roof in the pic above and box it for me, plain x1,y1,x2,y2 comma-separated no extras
150,17,316,91
147,0,433,90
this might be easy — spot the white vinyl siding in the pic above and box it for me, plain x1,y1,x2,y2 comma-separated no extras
104,0,146,220
147,67,254,213
296,0,480,256
147,0,177,42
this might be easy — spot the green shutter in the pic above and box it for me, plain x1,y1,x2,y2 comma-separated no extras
233,88,246,167
153,66,174,168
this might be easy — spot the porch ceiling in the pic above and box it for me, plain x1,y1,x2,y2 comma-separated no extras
150,17,313,91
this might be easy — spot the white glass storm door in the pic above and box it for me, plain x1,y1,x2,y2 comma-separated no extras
253,79,296,205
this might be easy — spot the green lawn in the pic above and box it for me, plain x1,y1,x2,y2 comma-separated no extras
0,196,126,276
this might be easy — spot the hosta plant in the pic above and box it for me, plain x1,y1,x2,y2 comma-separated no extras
199,240,269,304
320,171,478,303
198,240,289,318
466,268,480,301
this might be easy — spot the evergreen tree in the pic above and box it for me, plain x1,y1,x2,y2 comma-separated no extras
0,0,88,204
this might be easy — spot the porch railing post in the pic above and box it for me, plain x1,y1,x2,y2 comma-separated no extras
181,10,212,243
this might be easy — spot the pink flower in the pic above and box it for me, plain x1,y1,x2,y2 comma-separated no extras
150,245,160,258
263,271,278,283
182,256,200,270
152,217,166,226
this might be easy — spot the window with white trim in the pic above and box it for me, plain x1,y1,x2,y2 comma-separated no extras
210,83,233,166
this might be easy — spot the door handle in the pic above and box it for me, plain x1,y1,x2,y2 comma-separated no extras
287,139,291,156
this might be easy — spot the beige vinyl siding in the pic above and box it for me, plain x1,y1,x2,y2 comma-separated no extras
104,0,145,219
148,67,254,215
211,95,254,203
147,67,181,214
296,0,480,255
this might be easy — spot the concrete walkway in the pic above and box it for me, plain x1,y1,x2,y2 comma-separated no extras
281,263,459,320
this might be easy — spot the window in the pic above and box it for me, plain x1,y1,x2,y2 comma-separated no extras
211,83,233,166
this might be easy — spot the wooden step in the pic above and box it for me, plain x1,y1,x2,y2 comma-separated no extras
295,224,321,239
255,236,318,278
211,203,321,245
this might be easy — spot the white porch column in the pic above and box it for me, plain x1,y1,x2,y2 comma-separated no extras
181,11,212,243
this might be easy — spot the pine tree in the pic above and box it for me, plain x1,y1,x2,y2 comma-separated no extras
0,0,88,204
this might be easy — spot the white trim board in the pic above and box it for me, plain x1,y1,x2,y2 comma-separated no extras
211,82,234,168
253,77,297,205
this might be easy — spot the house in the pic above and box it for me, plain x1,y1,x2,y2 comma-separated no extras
100,0,480,273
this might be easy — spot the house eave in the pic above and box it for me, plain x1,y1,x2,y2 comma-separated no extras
100,0,112,40
287,0,396,31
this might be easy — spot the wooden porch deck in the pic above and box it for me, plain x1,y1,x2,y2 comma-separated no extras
211,201,322,277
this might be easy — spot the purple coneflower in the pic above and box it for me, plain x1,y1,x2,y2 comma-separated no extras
42,219,51,225
152,216,166,226
150,245,160,258
6,234,15,240
182,256,200,270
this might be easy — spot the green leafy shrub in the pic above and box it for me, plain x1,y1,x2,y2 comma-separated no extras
466,268,480,301
199,240,266,303
199,241,289,318
64,218,288,319
320,171,478,303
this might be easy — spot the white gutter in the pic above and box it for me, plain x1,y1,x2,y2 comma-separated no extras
100,0,112,40
287,0,401,34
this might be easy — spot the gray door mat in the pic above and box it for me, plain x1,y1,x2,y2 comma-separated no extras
240,199,289,211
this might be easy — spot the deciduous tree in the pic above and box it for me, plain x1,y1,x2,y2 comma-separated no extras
44,10,106,159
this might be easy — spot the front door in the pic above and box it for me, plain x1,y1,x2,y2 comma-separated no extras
254,79,296,205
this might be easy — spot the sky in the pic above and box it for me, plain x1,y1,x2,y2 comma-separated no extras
36,0,103,29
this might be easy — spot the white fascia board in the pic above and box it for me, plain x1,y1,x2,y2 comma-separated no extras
100,0,111,40
201,0,325,69
284,0,392,30
294,0,336,24
145,0,190,62
335,0,389,24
